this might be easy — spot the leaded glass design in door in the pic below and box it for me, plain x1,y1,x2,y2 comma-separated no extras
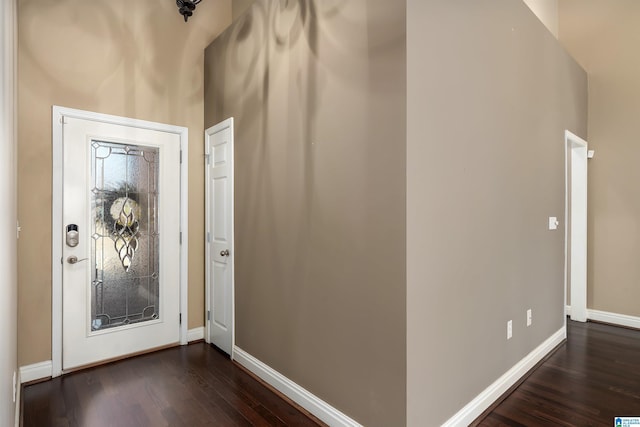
91,141,160,331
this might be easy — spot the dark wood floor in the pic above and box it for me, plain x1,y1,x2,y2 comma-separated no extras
22,343,324,427
23,321,640,427
476,320,640,426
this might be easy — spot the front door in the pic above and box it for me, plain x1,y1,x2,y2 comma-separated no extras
62,115,182,370
205,118,234,356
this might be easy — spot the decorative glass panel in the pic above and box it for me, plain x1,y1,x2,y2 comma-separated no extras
91,141,160,331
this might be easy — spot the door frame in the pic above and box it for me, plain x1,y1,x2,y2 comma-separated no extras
204,118,235,358
52,106,189,377
564,130,588,323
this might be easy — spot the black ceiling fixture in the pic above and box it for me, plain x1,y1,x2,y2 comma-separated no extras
176,0,201,22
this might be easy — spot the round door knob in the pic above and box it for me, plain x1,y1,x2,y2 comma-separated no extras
220,249,229,257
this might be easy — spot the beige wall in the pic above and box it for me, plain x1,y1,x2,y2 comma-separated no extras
0,0,18,424
18,0,231,365
407,0,587,424
559,1,640,317
523,0,559,38
231,0,254,21
205,1,406,425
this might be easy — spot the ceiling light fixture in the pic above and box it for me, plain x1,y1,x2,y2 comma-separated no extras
176,0,201,22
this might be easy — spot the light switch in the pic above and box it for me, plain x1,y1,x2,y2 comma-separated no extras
548,216,559,230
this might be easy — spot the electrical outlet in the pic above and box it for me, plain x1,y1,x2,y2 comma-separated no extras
507,320,513,340
527,309,532,327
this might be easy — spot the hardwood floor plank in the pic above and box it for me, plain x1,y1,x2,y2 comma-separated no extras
476,320,640,426
23,343,325,427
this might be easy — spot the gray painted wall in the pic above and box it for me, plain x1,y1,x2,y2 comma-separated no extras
407,0,587,424
204,1,406,425
207,0,588,424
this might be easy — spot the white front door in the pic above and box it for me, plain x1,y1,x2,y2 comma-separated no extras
205,118,234,356
61,115,182,370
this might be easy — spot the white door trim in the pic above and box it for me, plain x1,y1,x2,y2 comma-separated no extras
52,106,189,377
204,117,235,358
564,130,588,323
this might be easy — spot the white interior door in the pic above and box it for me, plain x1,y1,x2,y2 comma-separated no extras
205,118,234,356
62,115,182,370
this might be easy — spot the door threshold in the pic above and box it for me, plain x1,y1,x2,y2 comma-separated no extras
62,342,180,375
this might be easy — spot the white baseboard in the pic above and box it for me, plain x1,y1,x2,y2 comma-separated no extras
19,360,52,384
442,327,566,427
588,309,640,329
565,305,571,316
576,307,640,329
187,327,205,342
233,347,363,427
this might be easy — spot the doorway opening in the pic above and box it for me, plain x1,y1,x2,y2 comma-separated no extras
565,130,588,323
